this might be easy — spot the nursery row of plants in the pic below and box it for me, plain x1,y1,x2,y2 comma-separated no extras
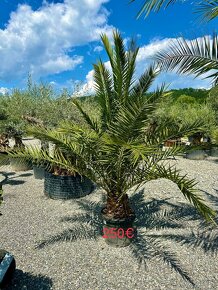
0,30,218,249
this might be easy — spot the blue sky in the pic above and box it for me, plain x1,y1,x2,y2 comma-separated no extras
0,0,217,94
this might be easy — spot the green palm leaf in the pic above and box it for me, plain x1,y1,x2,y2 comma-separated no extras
155,34,218,85
195,0,218,22
144,164,216,222
130,0,218,22
130,0,177,19
71,99,100,132
130,65,160,100
93,60,114,129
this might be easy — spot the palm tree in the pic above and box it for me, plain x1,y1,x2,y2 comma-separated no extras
3,30,215,222
130,0,218,22
154,34,218,86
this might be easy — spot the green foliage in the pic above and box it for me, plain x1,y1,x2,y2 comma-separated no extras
170,88,209,104
211,128,218,144
156,97,216,137
175,94,196,106
0,78,100,141
207,86,218,124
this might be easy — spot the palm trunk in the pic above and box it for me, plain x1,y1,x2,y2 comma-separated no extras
103,193,135,219
0,134,10,151
14,136,25,149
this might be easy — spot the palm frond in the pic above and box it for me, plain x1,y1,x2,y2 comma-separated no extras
109,99,157,141
36,224,99,249
130,0,218,22
100,33,114,68
195,0,218,22
147,231,218,254
100,31,140,106
7,145,77,174
130,0,178,19
155,34,218,85
147,118,205,145
113,30,127,101
147,164,216,222
72,99,101,132
130,65,160,100
129,234,195,285
93,60,114,128
122,39,139,101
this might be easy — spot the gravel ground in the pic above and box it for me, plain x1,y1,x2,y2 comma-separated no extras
0,155,218,290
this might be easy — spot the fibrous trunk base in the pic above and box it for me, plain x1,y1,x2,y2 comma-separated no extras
103,193,134,219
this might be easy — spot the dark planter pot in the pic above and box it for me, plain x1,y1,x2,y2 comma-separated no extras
10,159,32,172
101,209,136,247
44,171,94,199
210,147,218,157
0,249,16,288
185,150,208,160
33,166,45,180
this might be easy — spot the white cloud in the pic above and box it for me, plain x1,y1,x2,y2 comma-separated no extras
80,36,213,94
94,45,103,52
74,60,112,96
0,0,112,81
0,87,10,95
72,70,95,96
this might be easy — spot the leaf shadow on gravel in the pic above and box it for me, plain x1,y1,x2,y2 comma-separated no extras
4,269,53,290
0,171,32,186
34,189,218,286
200,189,218,207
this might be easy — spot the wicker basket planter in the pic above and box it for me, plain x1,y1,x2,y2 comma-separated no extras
101,209,136,247
44,171,94,199
210,147,218,157
0,249,16,288
33,166,45,180
185,149,208,160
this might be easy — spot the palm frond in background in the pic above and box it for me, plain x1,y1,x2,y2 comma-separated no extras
195,0,218,22
155,34,218,86
130,0,218,22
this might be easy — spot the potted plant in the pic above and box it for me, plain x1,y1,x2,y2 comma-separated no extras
44,165,94,199
4,31,216,247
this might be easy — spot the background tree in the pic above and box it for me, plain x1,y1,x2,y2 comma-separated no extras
155,93,216,142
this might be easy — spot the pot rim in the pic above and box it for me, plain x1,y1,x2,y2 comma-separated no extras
101,208,135,224
44,171,78,178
